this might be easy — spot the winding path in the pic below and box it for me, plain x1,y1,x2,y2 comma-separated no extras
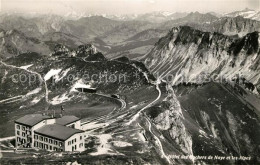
0,61,49,103
145,116,171,164
126,81,161,125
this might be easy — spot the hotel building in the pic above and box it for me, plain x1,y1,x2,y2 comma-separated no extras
15,114,85,152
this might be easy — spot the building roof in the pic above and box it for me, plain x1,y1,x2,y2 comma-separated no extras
34,124,83,141
55,115,80,126
15,114,52,127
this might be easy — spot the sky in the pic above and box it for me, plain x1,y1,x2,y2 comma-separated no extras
1,0,259,15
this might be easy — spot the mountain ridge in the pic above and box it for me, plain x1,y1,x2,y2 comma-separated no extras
143,26,260,94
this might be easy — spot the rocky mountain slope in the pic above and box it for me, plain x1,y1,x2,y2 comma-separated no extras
0,14,65,38
2,50,259,164
137,26,260,164
162,14,260,37
172,82,260,164
0,14,159,59
189,16,260,37
0,44,153,136
0,29,51,59
143,26,260,93
105,29,168,60
60,16,121,40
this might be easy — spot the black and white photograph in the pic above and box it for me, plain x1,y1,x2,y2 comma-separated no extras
0,0,259,164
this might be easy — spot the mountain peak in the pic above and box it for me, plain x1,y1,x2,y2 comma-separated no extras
188,11,201,16
242,8,255,12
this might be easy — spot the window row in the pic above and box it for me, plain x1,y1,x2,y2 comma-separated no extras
68,138,78,146
34,134,63,146
34,142,63,151
17,130,31,136
16,124,30,131
17,137,26,144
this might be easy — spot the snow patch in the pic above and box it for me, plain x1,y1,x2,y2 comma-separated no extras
31,97,42,104
129,105,138,109
66,161,81,165
50,93,70,105
199,129,208,137
112,141,132,147
25,88,42,96
20,64,33,69
55,68,70,82
44,69,62,81
1,70,8,83
70,79,95,92
104,45,111,49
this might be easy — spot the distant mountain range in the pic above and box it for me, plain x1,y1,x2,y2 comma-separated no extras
64,8,260,22
225,8,260,21
62,11,189,22
0,9,259,60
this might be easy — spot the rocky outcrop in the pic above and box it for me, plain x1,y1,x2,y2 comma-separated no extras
51,44,98,58
51,44,70,57
153,84,193,156
76,44,98,57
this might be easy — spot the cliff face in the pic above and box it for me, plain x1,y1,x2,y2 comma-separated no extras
162,15,260,37
143,26,260,93
144,82,260,164
153,84,193,155
174,83,260,164
209,16,260,36
141,27,260,163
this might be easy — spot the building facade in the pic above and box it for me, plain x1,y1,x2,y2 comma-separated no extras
15,114,85,152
